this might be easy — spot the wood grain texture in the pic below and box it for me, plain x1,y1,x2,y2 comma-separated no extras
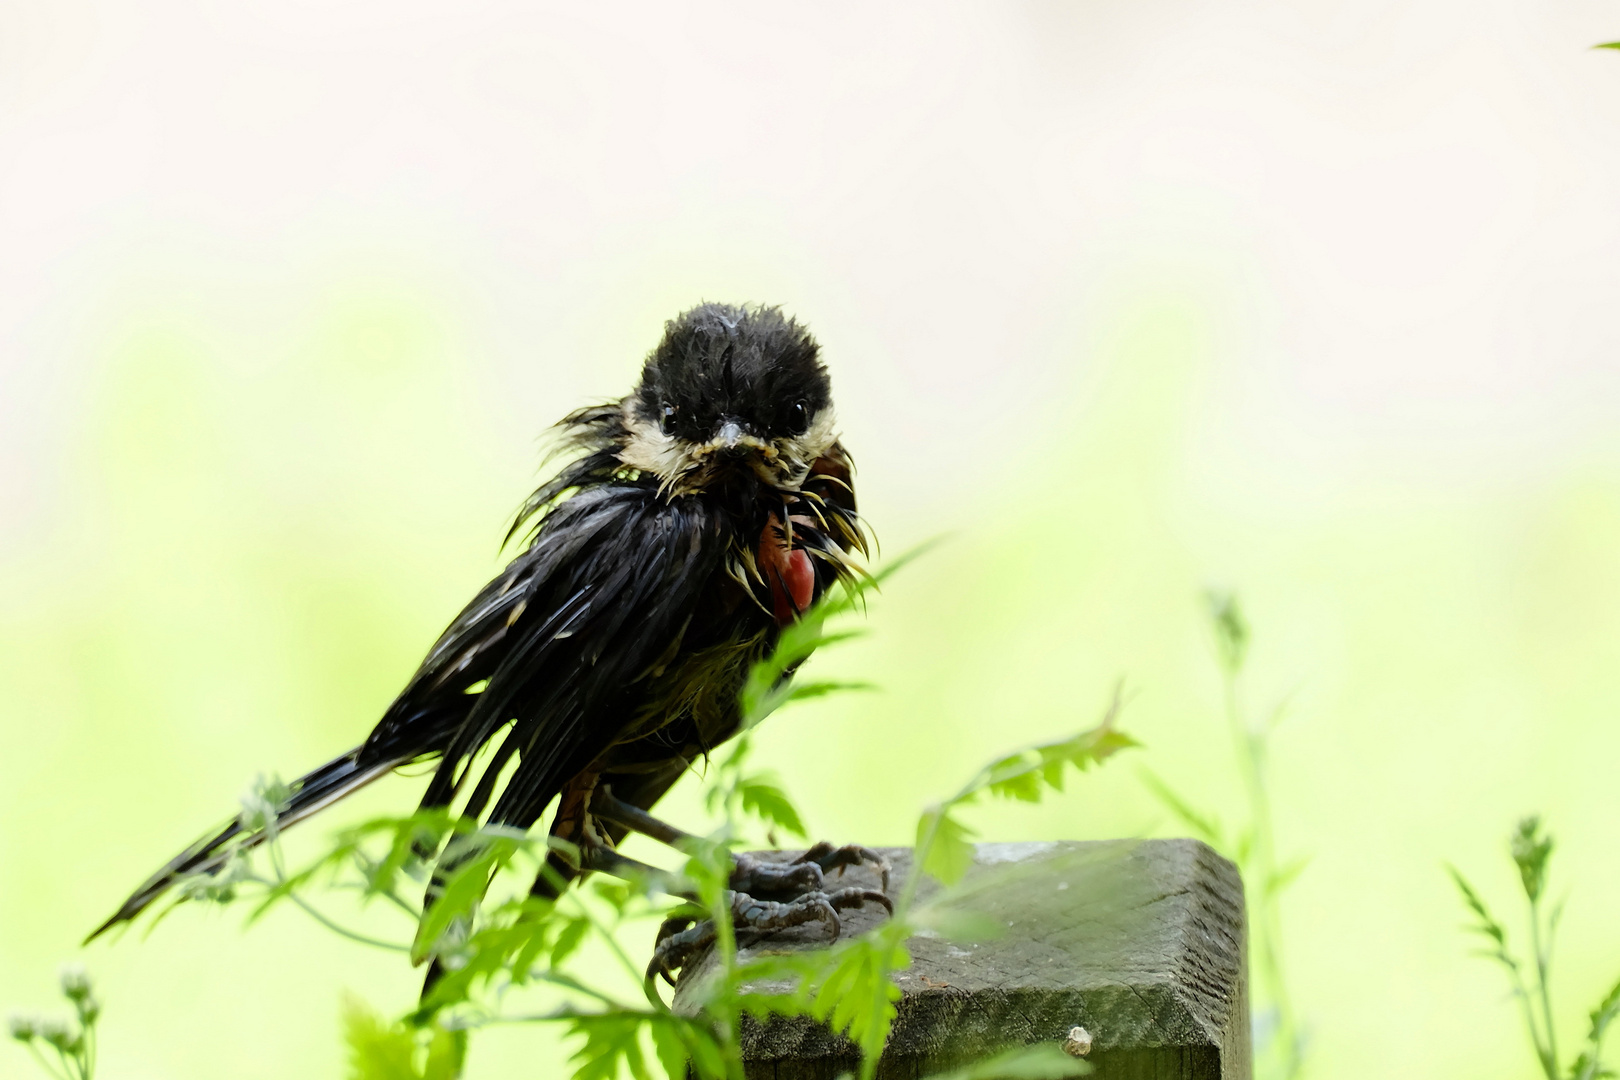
672,840,1249,1079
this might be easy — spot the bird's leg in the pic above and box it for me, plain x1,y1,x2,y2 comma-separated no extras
574,842,686,896
559,817,888,982
587,785,892,983
589,784,891,896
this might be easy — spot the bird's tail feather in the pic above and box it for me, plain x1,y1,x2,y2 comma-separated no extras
85,747,401,942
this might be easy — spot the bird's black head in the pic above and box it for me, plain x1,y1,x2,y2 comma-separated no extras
621,304,837,494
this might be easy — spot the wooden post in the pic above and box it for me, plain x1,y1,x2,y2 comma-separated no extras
673,839,1249,1079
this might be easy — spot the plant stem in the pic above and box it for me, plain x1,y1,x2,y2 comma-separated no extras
528,971,639,1010
260,847,410,953
900,810,940,915
24,1043,69,1080
1527,896,1559,1078
1223,676,1300,1079
1510,966,1551,1076
360,882,423,920
709,865,744,1080
282,890,413,952
565,885,649,996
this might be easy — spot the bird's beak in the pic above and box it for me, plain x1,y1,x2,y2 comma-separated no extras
691,419,775,475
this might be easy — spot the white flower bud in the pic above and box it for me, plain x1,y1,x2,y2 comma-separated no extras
58,964,91,1001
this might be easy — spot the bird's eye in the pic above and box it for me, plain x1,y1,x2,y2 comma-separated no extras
789,401,811,434
659,403,678,436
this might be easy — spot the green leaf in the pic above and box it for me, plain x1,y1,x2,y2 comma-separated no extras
1511,816,1554,904
1447,866,1519,970
591,877,636,912
564,1013,650,1080
736,541,937,727
422,899,555,1011
1233,828,1255,867
648,1022,688,1080
550,915,591,968
954,694,1136,809
505,935,551,990
785,680,877,703
1575,975,1620,1080
366,812,456,897
1205,591,1250,674
917,808,978,886
985,754,1043,803
739,630,870,725
810,932,909,1062
1591,974,1620,1035
1266,855,1311,898
648,1023,686,1080
737,777,809,839
412,837,516,964
342,997,423,1080
1136,769,1224,847
668,1017,729,1080
921,1043,1091,1080
1597,42,1620,49
422,1026,467,1080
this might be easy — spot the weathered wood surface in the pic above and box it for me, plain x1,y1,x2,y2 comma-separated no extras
672,839,1249,1080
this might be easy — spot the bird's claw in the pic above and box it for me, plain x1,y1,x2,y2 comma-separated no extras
646,884,892,984
794,841,892,895
729,842,891,896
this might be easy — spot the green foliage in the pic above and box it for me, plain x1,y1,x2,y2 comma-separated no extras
74,544,1131,1080
810,925,908,1058
1136,769,1226,848
343,997,464,1080
800,689,1130,1079
1139,593,1306,1080
1451,817,1620,1080
562,1012,654,1080
1513,815,1554,905
916,690,1133,889
702,736,809,847
1206,591,1249,675
914,808,979,887
410,830,526,965
672,686,1128,1080
7,965,100,1080
1572,979,1620,1080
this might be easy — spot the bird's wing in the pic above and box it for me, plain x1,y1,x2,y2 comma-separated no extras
89,485,719,940
368,484,728,827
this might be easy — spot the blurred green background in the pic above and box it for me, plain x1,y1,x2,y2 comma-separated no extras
5,2,1620,1077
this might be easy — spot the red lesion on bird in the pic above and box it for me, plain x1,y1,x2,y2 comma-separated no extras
758,511,815,626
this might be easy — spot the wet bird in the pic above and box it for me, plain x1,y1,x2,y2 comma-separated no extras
89,302,889,978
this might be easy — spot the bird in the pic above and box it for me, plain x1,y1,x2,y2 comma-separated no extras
88,302,891,980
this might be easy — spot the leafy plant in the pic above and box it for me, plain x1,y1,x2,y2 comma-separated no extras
1139,592,1307,1079
7,965,100,1080
1450,816,1620,1080
343,996,466,1080
55,548,1128,1080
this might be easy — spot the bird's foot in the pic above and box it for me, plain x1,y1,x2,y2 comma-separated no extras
647,885,892,984
729,842,892,897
